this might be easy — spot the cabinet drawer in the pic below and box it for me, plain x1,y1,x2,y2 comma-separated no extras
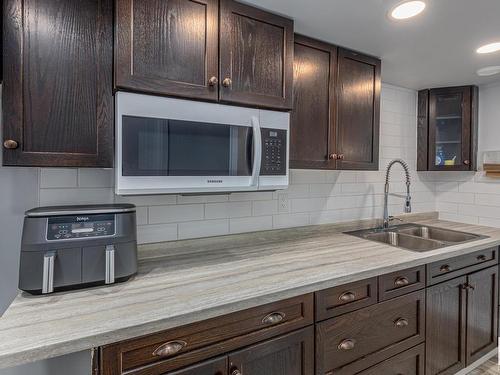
356,344,425,375
315,277,377,321
316,290,425,375
379,266,426,301
427,247,498,285
100,294,313,374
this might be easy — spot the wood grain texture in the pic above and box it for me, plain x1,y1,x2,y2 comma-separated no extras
426,276,467,375
219,0,293,110
101,294,312,374
378,265,426,301
316,290,425,375
228,327,314,375
2,215,500,369
335,48,381,171
417,89,429,170
466,266,498,365
2,0,113,167
166,356,227,375
290,35,337,170
115,0,219,101
356,343,425,375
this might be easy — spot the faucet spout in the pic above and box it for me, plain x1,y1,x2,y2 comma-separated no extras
383,159,412,228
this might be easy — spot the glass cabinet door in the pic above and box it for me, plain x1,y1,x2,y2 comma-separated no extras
428,87,471,170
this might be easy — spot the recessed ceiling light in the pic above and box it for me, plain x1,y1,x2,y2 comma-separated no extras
476,42,500,54
477,66,500,77
390,1,426,20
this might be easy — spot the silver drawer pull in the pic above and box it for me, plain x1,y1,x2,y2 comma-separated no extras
262,312,285,325
339,291,356,302
42,251,56,294
477,254,487,261
394,318,409,328
394,276,410,287
440,264,451,273
338,338,356,351
152,340,187,357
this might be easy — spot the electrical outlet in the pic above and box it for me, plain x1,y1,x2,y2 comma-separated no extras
278,193,289,213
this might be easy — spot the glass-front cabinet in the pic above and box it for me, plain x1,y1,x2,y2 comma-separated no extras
417,86,478,171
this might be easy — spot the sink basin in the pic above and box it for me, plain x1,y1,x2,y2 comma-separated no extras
346,224,487,252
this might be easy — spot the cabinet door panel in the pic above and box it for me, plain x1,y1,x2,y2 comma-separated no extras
426,276,467,375
228,327,314,375
3,0,113,167
466,266,498,365
290,35,336,169
115,0,219,101
219,0,293,110
336,48,380,170
167,357,227,375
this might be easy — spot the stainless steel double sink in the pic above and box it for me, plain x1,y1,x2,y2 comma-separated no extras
346,224,487,252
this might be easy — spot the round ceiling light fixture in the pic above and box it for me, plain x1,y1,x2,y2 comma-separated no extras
476,66,500,77
476,42,500,54
390,1,426,20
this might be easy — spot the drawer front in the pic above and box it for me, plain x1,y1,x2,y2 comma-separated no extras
427,247,498,285
100,294,313,374
357,344,425,375
316,290,425,375
315,277,377,321
379,266,426,301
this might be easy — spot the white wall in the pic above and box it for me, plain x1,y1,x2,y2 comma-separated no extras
0,83,436,373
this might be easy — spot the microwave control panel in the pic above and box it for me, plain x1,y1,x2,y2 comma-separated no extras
260,128,287,175
46,214,115,241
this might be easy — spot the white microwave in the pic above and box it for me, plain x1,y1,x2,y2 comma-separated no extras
115,92,289,195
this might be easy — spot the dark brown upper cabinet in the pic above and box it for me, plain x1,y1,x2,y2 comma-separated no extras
417,86,478,171
335,48,381,170
219,0,294,110
115,0,219,102
290,35,337,169
2,0,114,167
290,38,381,171
115,0,293,110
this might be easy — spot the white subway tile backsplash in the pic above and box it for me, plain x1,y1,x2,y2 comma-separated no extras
40,169,77,188
78,169,113,188
229,191,274,202
136,206,148,225
137,223,178,244
39,188,114,206
290,169,325,184
205,201,252,219
230,216,273,234
273,213,310,229
149,204,204,224
178,219,229,239
115,194,177,207
252,200,278,216
176,194,229,204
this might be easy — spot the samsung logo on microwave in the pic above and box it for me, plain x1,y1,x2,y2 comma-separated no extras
207,179,223,184
76,216,90,222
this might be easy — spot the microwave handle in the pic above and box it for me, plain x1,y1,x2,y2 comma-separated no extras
250,116,262,187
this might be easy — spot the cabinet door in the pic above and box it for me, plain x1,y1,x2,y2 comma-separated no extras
428,86,477,171
219,0,293,110
115,0,219,101
167,357,227,375
466,266,498,365
426,276,467,375
3,0,113,167
290,35,337,169
228,327,314,375
335,48,381,170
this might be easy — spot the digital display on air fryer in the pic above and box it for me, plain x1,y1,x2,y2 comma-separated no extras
46,214,115,240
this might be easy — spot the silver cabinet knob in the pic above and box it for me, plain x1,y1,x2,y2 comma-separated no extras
208,76,218,86
222,77,232,87
394,276,410,287
262,312,285,325
152,340,187,357
338,338,356,350
339,291,356,302
394,317,409,328
3,139,19,149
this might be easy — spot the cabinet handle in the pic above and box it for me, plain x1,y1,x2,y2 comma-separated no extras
337,154,345,160
328,153,338,160
3,140,19,149
231,370,242,375
394,317,409,328
152,340,187,357
440,264,451,273
463,160,470,165
394,276,410,287
208,76,218,86
222,77,232,87
339,291,356,302
477,254,487,261
338,338,356,351
262,312,285,325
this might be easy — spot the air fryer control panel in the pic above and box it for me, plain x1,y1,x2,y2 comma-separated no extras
260,127,287,175
47,214,115,240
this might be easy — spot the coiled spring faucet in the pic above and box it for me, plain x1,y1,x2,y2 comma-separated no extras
383,159,412,228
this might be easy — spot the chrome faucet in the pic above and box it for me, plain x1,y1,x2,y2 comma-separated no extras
383,159,412,228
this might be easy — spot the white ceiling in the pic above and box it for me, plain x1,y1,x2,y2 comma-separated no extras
243,0,500,89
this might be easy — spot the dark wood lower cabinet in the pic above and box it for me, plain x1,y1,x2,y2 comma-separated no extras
426,276,467,375
228,327,314,375
167,357,227,375
356,343,425,375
